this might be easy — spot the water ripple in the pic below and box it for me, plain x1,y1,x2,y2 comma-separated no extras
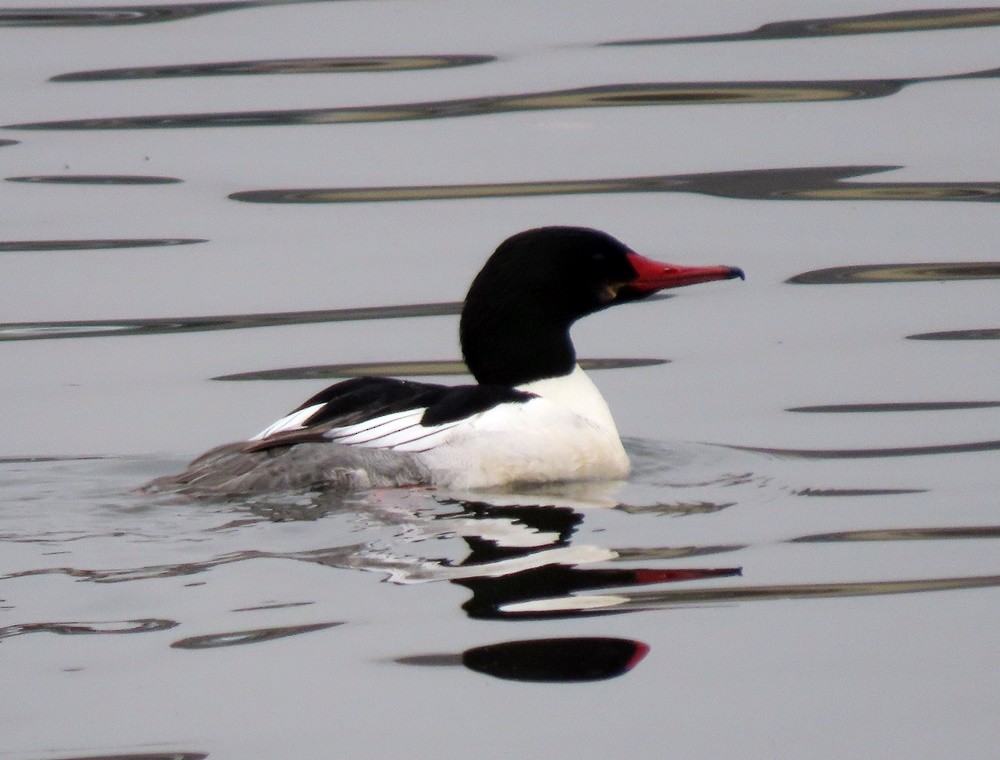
501,574,1000,615
52,54,495,82
0,618,178,640
213,357,668,381
608,7,1000,45
788,401,1000,413
787,262,1000,284
723,439,1000,459
11,69,1000,130
230,166,1000,205
794,487,929,497
0,238,204,252
42,754,206,760
791,526,1000,543
907,328,1000,340
6,174,182,185
170,621,343,649
0,297,670,342
0,0,313,27
0,301,462,341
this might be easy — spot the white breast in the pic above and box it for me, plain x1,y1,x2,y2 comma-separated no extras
418,366,630,489
517,364,623,438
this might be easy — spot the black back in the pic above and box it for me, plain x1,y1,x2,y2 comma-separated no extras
293,376,450,427
289,376,534,432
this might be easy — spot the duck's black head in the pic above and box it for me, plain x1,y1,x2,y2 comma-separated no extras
460,226,743,387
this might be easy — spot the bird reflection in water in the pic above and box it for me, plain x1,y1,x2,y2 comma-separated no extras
429,498,740,621
368,487,738,682
398,637,652,683
230,482,742,681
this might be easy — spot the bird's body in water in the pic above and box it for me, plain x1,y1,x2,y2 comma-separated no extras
143,227,743,495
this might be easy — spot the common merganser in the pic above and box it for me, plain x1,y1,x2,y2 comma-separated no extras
144,227,743,495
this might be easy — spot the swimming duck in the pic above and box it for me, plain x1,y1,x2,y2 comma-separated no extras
144,226,743,494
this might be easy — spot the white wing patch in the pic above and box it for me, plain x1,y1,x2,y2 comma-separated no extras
249,403,325,440
324,408,424,443
251,404,472,452
329,408,468,451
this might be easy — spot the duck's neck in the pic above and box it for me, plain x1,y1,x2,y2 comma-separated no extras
460,305,576,387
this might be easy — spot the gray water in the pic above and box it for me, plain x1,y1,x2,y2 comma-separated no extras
1,2,998,758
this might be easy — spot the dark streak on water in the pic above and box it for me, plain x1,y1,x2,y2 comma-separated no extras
612,545,745,560
229,166,1000,205
0,296,672,342
169,621,343,649
10,69,1000,130
393,652,462,668
615,501,736,517
4,3,998,44
788,401,1000,413
43,754,207,760
232,600,314,612
52,54,495,82
395,653,464,667
725,439,1000,458
0,138,18,147
787,262,1000,284
0,238,205,252
0,301,463,341
6,174,182,185
791,526,1000,542
606,7,1000,46
3,545,360,584
907,328,1000,340
794,487,929,497
212,357,668,381
0,618,178,640
0,0,315,27
591,575,1000,613
0,454,107,463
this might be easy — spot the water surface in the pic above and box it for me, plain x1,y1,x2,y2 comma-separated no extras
1,2,997,759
